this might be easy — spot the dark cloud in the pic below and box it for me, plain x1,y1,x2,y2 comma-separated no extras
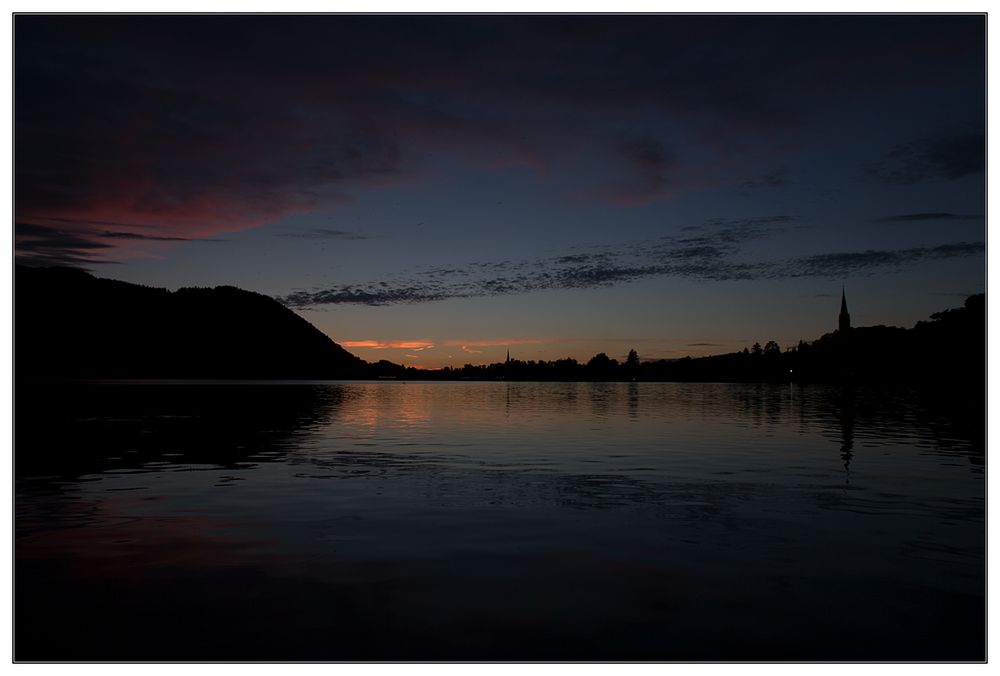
555,264,662,289
869,132,985,185
14,221,224,267
875,212,982,223
279,214,983,307
17,17,408,259
739,174,788,188
282,286,450,306
677,215,792,244
17,255,121,268
273,228,370,240
645,216,793,276
15,221,117,267
784,242,985,277
16,15,984,261
555,254,599,265
621,138,675,185
25,215,166,229
101,231,223,242
600,137,687,206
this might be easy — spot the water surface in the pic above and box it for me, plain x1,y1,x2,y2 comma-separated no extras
15,381,985,660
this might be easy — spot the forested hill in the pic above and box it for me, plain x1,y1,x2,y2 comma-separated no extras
15,265,365,379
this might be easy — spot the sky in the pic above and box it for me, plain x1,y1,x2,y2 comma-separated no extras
14,15,986,368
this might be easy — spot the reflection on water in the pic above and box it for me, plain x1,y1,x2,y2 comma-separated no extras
838,390,855,480
15,382,984,660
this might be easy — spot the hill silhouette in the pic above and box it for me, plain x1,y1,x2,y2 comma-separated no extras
16,265,365,379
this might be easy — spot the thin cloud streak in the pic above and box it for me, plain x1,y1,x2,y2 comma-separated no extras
444,339,544,347
868,131,985,185
875,212,982,222
341,338,544,351
341,340,435,350
15,220,227,268
26,215,167,229
281,211,985,308
281,215,791,306
273,228,371,240
101,231,225,242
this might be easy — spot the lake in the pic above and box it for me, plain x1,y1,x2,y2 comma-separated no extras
14,381,985,661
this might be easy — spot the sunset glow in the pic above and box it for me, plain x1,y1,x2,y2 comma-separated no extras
341,340,437,350
14,15,984,368
14,14,986,663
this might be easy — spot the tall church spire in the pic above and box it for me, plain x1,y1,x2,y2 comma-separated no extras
839,287,851,332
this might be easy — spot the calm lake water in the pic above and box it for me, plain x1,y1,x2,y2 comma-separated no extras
15,381,984,661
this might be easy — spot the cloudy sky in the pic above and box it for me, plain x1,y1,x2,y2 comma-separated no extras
15,15,985,368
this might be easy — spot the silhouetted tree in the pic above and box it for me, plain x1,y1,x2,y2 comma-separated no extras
751,342,763,356
586,352,618,380
588,353,611,368
624,348,639,380
764,341,781,355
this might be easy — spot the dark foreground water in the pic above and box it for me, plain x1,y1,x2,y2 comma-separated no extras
15,381,984,661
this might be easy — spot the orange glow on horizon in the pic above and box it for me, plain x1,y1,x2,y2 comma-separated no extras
443,339,543,347
342,338,546,354
342,340,436,350
339,336,748,368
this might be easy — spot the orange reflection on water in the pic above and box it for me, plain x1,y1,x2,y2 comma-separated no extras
337,384,435,433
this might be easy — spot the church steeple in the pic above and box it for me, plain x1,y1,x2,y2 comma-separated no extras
839,287,851,333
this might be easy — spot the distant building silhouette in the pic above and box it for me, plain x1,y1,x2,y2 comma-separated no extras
838,287,852,380
839,287,851,333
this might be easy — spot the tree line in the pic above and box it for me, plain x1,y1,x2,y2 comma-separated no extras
370,294,984,388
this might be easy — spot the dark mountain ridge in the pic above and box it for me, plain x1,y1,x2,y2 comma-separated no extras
16,265,365,379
